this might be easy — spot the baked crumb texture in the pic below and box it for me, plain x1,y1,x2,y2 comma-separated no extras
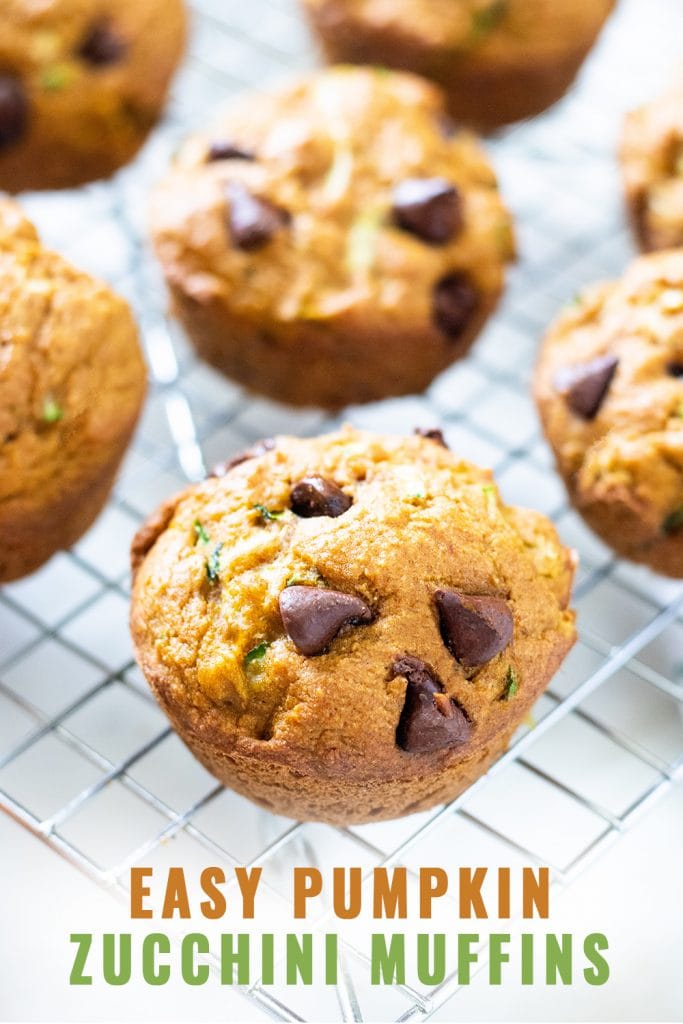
0,199,146,581
301,0,615,129
131,427,576,824
151,66,514,409
621,79,683,252
535,249,683,577
0,0,186,191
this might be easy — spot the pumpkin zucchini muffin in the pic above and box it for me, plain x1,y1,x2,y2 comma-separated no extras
535,250,683,577
620,79,683,252
150,66,514,410
301,0,615,130
0,199,146,582
0,0,186,192
130,427,576,824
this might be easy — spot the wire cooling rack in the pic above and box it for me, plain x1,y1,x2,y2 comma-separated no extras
1,0,683,1020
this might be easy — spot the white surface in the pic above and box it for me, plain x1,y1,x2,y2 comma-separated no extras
1,784,682,1022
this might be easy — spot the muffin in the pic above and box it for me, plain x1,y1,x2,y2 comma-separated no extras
150,66,514,410
130,427,576,824
0,199,146,582
301,0,615,130
0,0,186,192
620,79,683,252
535,250,683,577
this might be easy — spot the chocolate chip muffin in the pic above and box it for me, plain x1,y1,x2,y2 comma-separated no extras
150,67,514,409
0,0,186,192
130,427,576,824
301,0,615,130
621,79,683,252
535,250,683,577
0,199,146,582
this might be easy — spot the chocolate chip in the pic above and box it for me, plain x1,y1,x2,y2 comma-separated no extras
554,355,618,420
666,361,683,378
78,21,128,65
435,589,513,668
392,655,440,694
432,273,478,340
279,586,373,656
414,427,448,448
662,506,683,535
290,476,352,518
226,182,289,251
0,76,27,151
209,438,275,478
392,178,463,244
393,655,471,754
208,141,255,162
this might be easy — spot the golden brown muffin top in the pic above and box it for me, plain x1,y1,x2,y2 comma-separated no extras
535,249,683,538
0,198,146,509
150,66,513,335
621,79,683,252
302,0,615,61
0,0,186,157
131,427,575,779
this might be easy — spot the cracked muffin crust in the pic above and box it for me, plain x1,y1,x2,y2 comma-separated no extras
0,199,146,581
301,0,615,130
535,250,683,577
621,79,683,252
150,66,514,410
130,427,576,824
0,0,186,191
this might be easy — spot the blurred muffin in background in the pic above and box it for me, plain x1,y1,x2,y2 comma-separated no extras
535,249,683,578
301,0,615,130
621,78,683,252
150,66,514,410
0,0,186,191
0,199,146,581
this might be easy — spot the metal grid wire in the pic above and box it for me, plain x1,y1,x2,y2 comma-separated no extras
1,0,683,1019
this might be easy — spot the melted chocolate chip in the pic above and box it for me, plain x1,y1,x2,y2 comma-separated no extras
290,476,352,518
209,438,275,478
0,76,27,151
226,182,290,250
435,589,513,668
666,361,683,378
279,586,373,656
432,273,478,340
78,21,128,65
554,354,618,420
414,427,448,448
208,141,255,162
392,655,440,695
392,177,463,244
393,655,471,754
